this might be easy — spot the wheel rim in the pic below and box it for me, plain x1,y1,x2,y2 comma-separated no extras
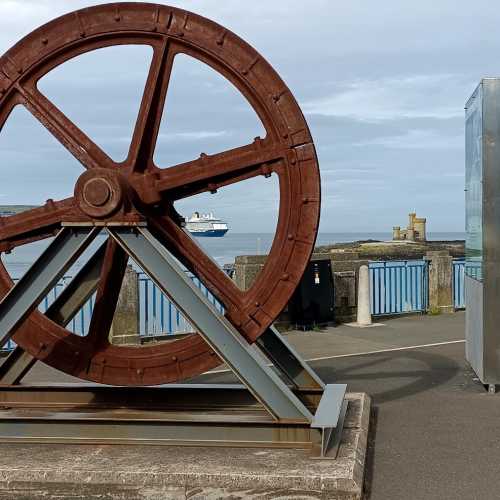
0,3,320,386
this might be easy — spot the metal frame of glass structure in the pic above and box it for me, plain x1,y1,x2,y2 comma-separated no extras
465,79,500,390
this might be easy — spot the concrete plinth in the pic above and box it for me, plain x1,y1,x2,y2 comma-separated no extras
0,393,370,499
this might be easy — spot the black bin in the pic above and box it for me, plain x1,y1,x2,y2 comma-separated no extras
288,259,334,330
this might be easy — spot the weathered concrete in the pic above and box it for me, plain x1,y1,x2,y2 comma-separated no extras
424,250,454,313
323,251,367,324
356,265,371,326
233,254,267,290
110,265,140,345
0,393,370,500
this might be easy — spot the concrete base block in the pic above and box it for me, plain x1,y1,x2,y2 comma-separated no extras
0,393,371,500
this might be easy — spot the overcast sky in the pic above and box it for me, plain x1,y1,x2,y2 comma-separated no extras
0,0,498,233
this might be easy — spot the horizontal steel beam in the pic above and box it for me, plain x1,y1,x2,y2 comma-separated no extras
0,384,323,410
0,382,345,458
0,413,321,451
0,384,346,459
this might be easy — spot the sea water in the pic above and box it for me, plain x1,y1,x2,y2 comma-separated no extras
1,231,465,279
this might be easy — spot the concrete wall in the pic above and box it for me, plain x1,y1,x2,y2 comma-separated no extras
234,247,458,329
234,250,369,327
102,246,458,338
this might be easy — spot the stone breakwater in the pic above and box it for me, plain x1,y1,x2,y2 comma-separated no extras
314,239,465,261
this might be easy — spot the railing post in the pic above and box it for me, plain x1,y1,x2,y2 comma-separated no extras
110,265,140,345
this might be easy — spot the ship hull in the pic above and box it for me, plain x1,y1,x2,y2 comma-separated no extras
189,229,228,237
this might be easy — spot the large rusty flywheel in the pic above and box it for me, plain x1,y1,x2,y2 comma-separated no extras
0,3,320,386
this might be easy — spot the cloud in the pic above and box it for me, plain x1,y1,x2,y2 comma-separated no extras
0,0,492,232
303,74,471,122
353,129,463,150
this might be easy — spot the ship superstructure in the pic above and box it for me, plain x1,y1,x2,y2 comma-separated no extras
185,212,228,237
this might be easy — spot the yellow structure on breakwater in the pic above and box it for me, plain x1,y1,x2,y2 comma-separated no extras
393,213,427,242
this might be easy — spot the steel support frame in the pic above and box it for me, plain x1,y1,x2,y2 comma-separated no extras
0,384,346,457
0,238,108,384
108,226,317,421
0,225,347,458
0,226,100,348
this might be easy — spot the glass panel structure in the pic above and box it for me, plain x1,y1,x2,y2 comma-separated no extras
465,79,500,387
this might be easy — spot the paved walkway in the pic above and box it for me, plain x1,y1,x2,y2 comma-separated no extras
284,311,465,360
24,312,466,383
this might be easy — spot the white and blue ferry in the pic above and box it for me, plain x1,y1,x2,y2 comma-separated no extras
185,212,228,237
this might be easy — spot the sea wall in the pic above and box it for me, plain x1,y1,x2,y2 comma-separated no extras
233,240,465,328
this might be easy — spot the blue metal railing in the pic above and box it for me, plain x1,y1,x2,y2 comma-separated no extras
2,271,225,352
452,260,465,309
138,272,224,336
369,260,429,316
465,261,482,281
10,257,475,351
2,277,96,352
453,259,482,310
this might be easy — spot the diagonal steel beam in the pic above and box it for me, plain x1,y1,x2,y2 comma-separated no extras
256,326,324,390
86,239,129,348
0,227,100,351
0,238,109,384
107,226,313,421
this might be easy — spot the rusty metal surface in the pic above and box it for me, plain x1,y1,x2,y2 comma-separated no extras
0,3,321,386
0,384,323,410
0,385,328,453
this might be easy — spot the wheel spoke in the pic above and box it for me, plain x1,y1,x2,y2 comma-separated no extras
128,37,177,173
149,215,244,320
16,85,116,170
86,238,129,347
134,142,287,203
0,92,22,134
0,198,74,252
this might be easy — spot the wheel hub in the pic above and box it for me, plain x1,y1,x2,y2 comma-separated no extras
84,179,111,207
75,169,126,218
